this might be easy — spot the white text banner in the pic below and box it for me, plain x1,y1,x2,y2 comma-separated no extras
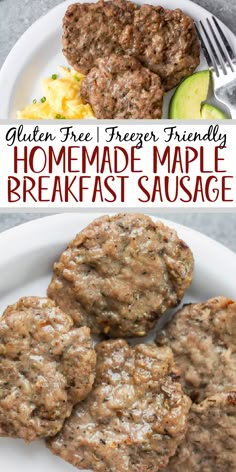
0,121,235,209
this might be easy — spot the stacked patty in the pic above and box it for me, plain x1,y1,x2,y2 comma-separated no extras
48,340,191,472
80,55,164,119
48,213,194,338
156,297,236,402
1,214,235,471
164,392,236,472
156,297,236,471
63,0,200,118
45,214,193,470
63,0,137,74
0,297,96,441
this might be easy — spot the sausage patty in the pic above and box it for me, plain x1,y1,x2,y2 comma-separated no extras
48,340,191,472
48,214,194,338
125,5,200,91
164,391,236,472
63,0,200,91
81,54,164,119
0,297,96,441
156,297,236,403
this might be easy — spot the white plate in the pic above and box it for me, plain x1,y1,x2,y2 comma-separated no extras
0,212,236,471
0,0,236,119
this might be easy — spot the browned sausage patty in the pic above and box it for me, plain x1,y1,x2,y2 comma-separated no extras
126,5,200,91
0,297,96,441
81,55,164,119
48,340,191,472
156,297,236,403
63,0,200,91
164,391,236,472
48,214,194,338
63,0,137,75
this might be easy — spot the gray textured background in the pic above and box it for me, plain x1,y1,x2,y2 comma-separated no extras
0,0,236,251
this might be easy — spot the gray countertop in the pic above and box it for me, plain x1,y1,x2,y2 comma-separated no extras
0,0,236,251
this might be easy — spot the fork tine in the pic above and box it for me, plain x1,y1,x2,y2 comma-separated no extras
195,24,216,72
207,18,234,72
199,20,222,76
212,17,236,63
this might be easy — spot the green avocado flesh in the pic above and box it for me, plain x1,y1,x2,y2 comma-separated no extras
169,70,225,120
201,103,226,119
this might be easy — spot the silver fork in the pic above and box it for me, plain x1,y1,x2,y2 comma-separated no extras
196,17,236,119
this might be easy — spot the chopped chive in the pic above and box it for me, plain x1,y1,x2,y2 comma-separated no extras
74,76,81,82
32,99,37,104
41,96,47,103
55,114,66,119
52,74,58,80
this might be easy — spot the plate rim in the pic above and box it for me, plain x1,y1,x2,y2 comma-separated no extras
0,211,235,262
0,0,236,118
0,211,236,470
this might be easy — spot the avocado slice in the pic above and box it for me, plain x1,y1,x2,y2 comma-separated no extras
201,103,226,119
169,70,210,119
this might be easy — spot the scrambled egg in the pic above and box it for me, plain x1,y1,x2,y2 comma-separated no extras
17,67,95,120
